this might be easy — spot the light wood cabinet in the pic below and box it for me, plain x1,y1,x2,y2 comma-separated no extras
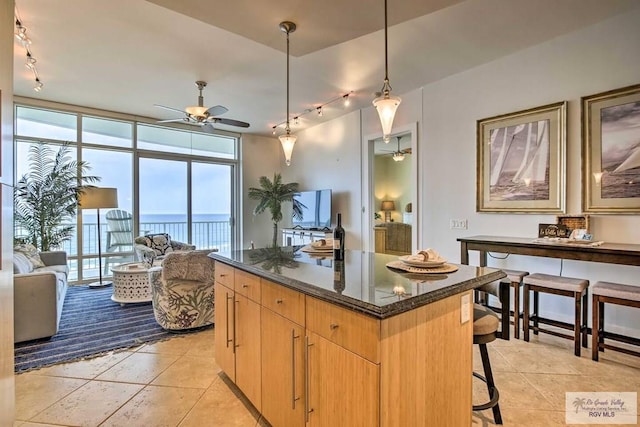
234,293,261,411
306,331,379,427
261,308,305,427
213,281,235,382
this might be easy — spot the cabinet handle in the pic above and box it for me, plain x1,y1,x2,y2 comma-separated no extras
305,336,314,421
220,273,227,277
330,323,339,330
233,299,239,351
291,329,300,409
225,293,233,348
242,284,248,288
276,299,284,304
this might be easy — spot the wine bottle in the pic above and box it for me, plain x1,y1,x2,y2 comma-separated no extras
333,259,345,294
333,213,345,260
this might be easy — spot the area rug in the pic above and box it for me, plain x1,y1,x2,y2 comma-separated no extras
14,284,202,373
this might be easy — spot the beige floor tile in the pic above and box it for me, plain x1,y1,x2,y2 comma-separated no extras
473,371,554,410
151,355,220,389
137,334,200,355
14,373,88,421
15,422,65,427
30,380,143,426
101,385,205,427
179,376,258,427
183,329,216,358
473,344,517,373
96,351,180,384
494,341,582,375
481,408,566,426
34,351,133,380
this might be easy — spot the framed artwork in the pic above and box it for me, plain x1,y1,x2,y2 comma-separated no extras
581,83,640,213
476,101,567,213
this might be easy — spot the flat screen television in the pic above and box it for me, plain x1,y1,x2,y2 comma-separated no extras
292,189,332,230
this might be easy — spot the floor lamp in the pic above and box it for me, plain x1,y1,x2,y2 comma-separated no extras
79,187,118,287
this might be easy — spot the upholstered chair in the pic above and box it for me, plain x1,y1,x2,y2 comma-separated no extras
148,249,216,331
134,233,196,265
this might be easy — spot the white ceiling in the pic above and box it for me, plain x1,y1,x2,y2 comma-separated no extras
12,0,639,137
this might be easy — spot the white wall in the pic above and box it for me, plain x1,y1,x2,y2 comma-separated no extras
265,8,640,334
0,0,15,423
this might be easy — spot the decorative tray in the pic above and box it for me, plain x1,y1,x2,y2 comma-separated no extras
386,260,458,274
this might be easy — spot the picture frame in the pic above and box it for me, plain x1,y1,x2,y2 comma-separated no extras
476,101,567,213
581,83,640,213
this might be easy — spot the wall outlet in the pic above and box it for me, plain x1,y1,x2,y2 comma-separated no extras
450,219,468,229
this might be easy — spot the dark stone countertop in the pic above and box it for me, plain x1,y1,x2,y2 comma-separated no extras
209,247,505,320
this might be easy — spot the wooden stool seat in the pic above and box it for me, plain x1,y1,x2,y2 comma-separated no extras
523,273,589,357
477,269,529,339
592,281,640,361
472,304,502,424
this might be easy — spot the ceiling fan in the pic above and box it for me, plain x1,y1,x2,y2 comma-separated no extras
154,81,250,132
379,135,411,161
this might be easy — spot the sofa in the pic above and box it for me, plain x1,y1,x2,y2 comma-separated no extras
13,249,69,343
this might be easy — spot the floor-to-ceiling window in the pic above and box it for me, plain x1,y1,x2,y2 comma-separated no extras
14,102,240,284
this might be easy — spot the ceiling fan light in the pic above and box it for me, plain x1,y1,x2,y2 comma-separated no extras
373,94,401,142
279,133,297,166
393,152,405,162
185,106,208,117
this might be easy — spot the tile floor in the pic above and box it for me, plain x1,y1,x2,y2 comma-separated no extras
13,327,640,426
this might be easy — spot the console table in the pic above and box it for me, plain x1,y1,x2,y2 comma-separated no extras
458,235,640,267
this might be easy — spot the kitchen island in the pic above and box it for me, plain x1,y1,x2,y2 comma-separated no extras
209,247,505,427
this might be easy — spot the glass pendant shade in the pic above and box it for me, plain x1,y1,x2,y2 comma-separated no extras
279,133,297,166
393,152,405,162
373,95,401,142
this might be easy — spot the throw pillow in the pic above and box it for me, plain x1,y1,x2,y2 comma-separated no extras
142,233,174,256
14,243,46,269
13,252,34,274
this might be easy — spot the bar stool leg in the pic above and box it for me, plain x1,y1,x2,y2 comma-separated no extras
599,300,605,353
500,282,510,340
480,343,502,424
513,281,520,340
523,284,530,342
582,290,588,349
592,294,599,361
574,292,581,357
533,290,539,335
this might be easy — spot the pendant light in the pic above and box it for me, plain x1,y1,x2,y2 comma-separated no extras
372,0,401,143
279,21,297,166
393,136,405,162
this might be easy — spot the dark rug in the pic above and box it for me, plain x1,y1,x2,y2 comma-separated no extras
14,284,200,373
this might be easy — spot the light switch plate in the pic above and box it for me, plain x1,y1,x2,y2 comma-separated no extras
461,294,470,324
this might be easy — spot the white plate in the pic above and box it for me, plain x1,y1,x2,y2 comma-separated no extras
398,255,447,268
310,239,333,249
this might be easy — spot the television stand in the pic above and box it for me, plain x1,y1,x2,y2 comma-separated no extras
282,228,331,246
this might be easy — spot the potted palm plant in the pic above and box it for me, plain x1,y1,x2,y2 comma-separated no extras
14,142,100,251
248,173,304,247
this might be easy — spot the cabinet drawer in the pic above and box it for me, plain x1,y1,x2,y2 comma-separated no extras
215,262,234,288
306,297,380,363
235,269,261,302
261,280,305,326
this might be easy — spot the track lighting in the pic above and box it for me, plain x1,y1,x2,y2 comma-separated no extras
34,77,43,92
343,94,351,107
270,91,354,131
317,107,323,117
15,12,44,92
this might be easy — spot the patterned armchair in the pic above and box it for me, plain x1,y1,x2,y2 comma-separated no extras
134,233,195,265
148,249,216,330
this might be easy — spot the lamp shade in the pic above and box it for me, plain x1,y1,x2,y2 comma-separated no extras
279,133,297,166
373,95,401,142
381,200,395,211
78,187,118,209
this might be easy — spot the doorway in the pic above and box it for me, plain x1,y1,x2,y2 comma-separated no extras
361,122,419,254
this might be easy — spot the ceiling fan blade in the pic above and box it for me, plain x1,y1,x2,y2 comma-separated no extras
201,123,216,133
156,118,188,123
211,118,251,128
154,104,187,114
206,105,228,117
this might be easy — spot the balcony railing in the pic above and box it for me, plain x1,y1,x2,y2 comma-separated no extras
16,219,231,283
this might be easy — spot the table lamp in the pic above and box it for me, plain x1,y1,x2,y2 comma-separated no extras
78,187,118,287
381,200,395,222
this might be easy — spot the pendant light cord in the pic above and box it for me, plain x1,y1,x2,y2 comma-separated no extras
285,29,291,134
384,0,389,83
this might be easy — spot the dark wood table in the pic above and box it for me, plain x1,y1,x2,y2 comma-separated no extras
458,235,640,267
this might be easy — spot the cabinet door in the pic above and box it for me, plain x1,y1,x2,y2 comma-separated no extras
214,282,235,382
306,332,379,427
235,293,262,411
261,308,305,427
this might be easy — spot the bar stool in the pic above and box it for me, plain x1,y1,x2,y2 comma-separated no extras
477,269,529,339
523,273,589,357
473,304,502,424
592,281,640,361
